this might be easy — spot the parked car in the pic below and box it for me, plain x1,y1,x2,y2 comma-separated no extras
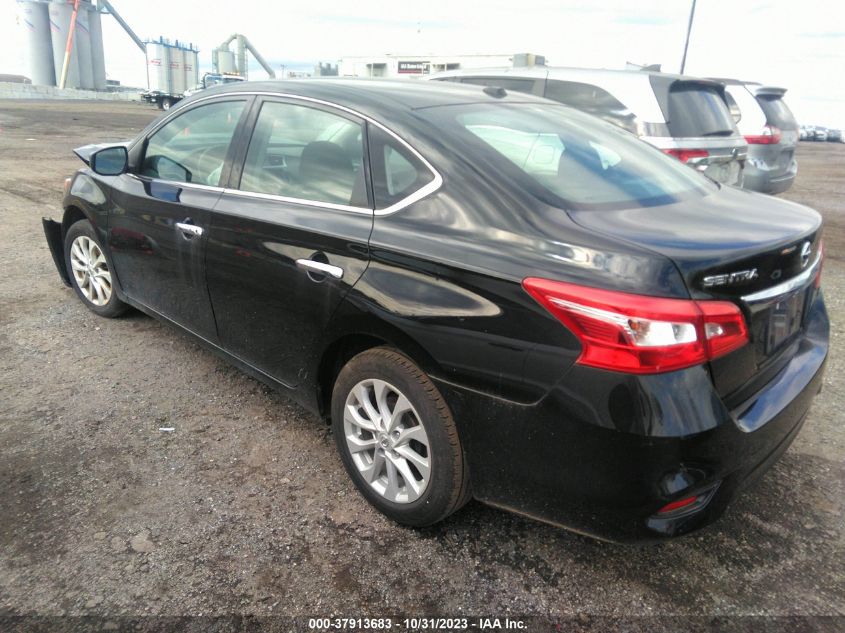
43,80,827,542
717,81,798,194
816,128,829,142
826,128,842,142
427,66,748,186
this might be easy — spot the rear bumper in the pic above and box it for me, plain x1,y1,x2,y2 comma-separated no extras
42,217,71,287
743,158,798,194
436,294,828,542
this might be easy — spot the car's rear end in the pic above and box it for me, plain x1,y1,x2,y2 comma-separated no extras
731,85,799,194
640,76,748,186
525,190,828,540
414,97,827,540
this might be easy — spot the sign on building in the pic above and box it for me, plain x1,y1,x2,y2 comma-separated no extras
397,61,430,74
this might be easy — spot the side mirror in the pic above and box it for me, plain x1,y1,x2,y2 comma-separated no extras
90,146,128,176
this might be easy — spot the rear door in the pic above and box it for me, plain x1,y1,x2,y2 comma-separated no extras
108,97,250,340
205,97,373,387
755,88,799,169
647,78,748,186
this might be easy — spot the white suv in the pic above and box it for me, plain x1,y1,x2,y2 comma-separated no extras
427,66,748,186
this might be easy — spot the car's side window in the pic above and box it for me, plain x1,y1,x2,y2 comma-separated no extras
239,101,367,207
544,80,637,133
140,100,246,186
368,126,435,210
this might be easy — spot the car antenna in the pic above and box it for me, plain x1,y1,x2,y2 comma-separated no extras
483,85,507,98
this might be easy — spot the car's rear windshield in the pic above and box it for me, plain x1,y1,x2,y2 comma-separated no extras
756,95,797,130
666,82,736,137
419,103,714,210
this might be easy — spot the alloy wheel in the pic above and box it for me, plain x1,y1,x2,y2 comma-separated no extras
69,235,112,306
343,378,431,504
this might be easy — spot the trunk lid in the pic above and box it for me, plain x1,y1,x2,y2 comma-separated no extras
567,185,822,400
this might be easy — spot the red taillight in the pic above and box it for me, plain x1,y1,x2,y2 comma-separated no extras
744,125,782,145
815,240,824,289
662,148,709,164
657,496,699,514
522,279,749,374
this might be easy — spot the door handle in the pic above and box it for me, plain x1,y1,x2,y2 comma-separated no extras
176,221,203,238
295,258,344,280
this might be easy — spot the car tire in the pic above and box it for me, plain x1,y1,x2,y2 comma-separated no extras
331,347,471,527
162,98,173,111
64,219,128,318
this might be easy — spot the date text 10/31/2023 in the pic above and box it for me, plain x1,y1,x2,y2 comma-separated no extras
307,617,527,630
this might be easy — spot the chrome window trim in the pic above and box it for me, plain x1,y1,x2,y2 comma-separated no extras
740,253,821,304
155,90,443,216
126,173,227,193
220,188,373,215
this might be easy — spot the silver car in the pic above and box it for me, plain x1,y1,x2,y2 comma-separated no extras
426,66,748,186
720,80,798,194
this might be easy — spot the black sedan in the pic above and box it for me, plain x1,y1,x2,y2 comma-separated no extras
43,80,828,542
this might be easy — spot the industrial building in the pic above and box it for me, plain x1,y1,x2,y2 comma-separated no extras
338,53,545,78
16,0,200,95
145,37,198,97
16,0,107,89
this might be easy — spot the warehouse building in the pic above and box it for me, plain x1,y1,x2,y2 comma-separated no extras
338,53,545,78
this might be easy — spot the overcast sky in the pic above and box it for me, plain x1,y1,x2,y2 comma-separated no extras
3,0,844,127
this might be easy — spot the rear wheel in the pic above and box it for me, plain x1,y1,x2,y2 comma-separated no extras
161,97,173,111
64,219,128,318
331,347,470,526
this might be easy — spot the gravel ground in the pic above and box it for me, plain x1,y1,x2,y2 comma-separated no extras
0,101,843,625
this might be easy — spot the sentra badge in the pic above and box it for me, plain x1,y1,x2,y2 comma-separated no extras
702,269,759,288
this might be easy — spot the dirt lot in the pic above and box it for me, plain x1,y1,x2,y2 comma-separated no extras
1,101,843,625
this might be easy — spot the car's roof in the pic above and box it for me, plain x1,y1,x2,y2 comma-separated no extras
424,67,730,124
710,78,787,95
187,77,550,120
708,77,758,86
429,65,723,86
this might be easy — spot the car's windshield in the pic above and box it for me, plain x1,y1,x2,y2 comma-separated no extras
420,103,715,210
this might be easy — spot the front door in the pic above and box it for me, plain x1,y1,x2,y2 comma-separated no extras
205,97,373,387
107,98,250,340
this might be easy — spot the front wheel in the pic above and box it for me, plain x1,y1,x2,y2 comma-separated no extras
64,219,128,318
331,347,470,527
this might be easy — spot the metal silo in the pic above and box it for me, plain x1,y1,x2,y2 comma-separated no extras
48,0,80,88
184,47,198,90
17,0,56,86
88,4,106,90
169,45,185,94
74,3,94,89
217,49,236,74
145,40,170,93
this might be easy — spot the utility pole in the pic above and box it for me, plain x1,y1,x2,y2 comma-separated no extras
59,0,81,89
680,0,697,74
